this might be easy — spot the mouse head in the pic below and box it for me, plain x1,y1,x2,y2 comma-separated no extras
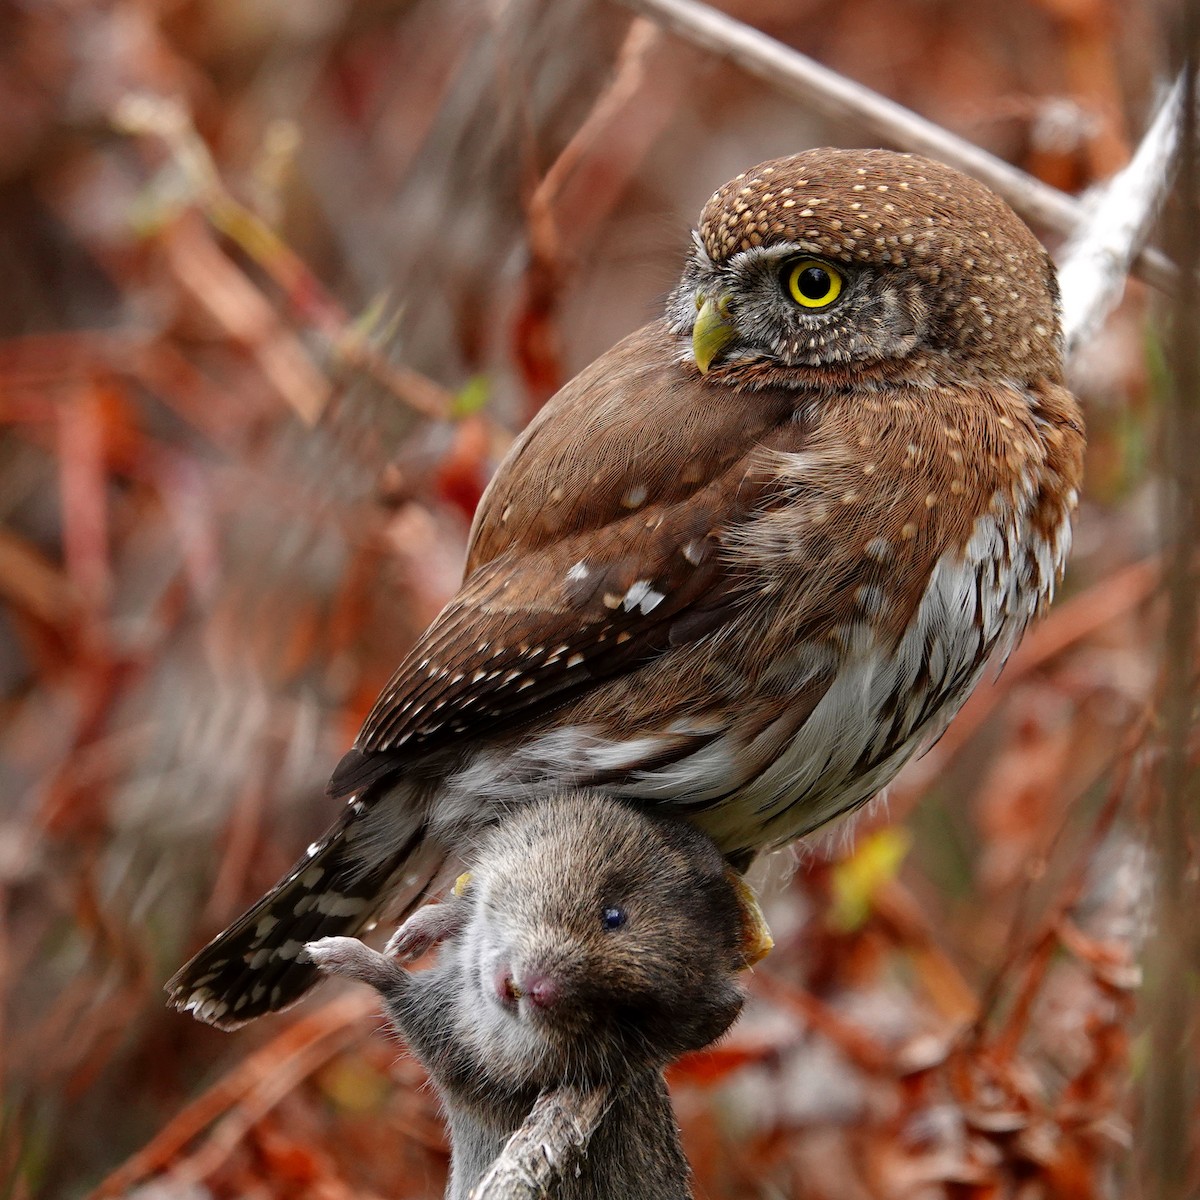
457,794,748,1087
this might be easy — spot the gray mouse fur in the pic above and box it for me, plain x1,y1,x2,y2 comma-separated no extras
307,793,749,1200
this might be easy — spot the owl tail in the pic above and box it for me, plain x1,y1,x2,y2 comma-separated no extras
165,799,442,1030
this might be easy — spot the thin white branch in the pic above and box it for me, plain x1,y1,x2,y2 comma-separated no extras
1058,76,1183,358
470,1084,614,1200
612,0,1177,293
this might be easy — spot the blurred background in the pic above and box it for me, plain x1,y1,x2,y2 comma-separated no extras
0,0,1191,1197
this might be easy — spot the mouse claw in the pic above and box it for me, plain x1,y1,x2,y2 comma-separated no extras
725,868,774,967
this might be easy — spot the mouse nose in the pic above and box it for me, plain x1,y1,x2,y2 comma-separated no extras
519,971,560,1010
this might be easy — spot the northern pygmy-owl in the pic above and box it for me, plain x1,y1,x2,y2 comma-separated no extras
169,148,1084,1028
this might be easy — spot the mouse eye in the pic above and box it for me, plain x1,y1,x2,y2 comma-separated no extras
600,906,627,931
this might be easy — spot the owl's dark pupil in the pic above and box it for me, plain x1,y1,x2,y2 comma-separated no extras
797,266,831,299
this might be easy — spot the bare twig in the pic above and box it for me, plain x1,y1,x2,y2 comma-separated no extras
976,720,1145,1062
750,971,893,1073
0,526,79,627
611,0,1177,293
527,18,664,245
517,17,669,405
161,217,332,425
1059,75,1183,357
470,1084,614,1200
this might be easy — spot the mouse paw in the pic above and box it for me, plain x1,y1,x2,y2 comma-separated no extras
726,869,774,967
385,892,470,960
305,936,403,992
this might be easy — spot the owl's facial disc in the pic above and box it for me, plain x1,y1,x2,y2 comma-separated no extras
691,254,852,373
675,241,926,375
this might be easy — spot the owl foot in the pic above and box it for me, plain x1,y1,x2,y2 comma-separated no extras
726,868,774,967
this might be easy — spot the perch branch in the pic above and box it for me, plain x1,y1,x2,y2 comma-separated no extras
611,0,1177,294
470,1084,614,1200
1057,75,1183,356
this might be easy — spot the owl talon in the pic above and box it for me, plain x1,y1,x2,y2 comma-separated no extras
725,868,773,967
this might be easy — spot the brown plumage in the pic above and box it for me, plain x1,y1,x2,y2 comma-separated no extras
167,148,1084,1028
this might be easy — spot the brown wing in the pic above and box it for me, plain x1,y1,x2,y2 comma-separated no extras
464,321,799,571
331,499,732,795
328,321,804,797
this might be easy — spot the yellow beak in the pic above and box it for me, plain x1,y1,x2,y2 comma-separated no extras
692,295,737,374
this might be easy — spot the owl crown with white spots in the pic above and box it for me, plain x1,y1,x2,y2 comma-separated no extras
669,150,1063,384
167,148,1084,1029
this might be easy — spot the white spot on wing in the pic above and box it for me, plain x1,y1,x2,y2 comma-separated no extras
622,580,665,614
316,894,369,918
639,588,665,614
275,940,305,961
622,580,651,611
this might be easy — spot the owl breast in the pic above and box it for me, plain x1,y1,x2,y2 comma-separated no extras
684,475,1075,850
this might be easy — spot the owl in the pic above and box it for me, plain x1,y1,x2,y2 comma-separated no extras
169,148,1084,1028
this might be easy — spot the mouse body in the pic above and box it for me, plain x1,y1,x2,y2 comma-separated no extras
308,793,749,1199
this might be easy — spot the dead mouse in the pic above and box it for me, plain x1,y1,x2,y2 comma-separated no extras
307,793,757,1199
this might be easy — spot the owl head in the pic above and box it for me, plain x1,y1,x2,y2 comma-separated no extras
666,148,1063,387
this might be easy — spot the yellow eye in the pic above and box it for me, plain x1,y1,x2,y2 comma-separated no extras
785,259,843,309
